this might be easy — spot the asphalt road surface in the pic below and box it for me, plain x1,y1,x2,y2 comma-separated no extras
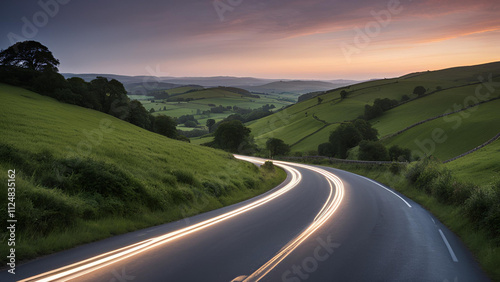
1,156,489,282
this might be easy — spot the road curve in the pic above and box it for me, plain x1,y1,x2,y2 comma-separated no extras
1,156,489,281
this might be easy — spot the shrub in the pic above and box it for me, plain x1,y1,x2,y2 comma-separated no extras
451,181,474,205
184,120,198,128
318,142,335,157
415,163,440,193
413,86,426,96
465,187,495,225
431,170,454,204
389,145,412,162
358,140,389,161
262,161,275,172
389,162,402,175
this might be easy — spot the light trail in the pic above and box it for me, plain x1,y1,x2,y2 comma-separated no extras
20,157,301,282
243,161,345,282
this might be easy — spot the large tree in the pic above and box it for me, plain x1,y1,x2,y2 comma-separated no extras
154,115,178,139
266,138,290,158
0,41,60,72
89,77,129,116
413,86,426,96
329,123,362,159
214,120,251,152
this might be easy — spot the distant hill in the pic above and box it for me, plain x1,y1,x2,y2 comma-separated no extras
243,80,358,96
61,73,277,87
62,73,152,84
61,73,358,97
169,86,258,100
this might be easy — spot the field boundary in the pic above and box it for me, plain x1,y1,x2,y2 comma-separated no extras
290,124,334,148
381,96,500,140
444,133,500,163
280,155,405,165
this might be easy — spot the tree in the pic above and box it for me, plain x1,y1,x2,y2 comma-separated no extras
340,90,348,99
364,104,383,120
413,86,426,96
127,100,153,130
154,115,177,138
266,138,290,158
206,119,216,132
358,140,389,161
0,41,60,72
318,142,335,157
388,145,412,162
353,119,378,141
317,97,323,105
373,98,398,111
184,120,197,128
329,123,362,159
214,120,251,152
89,77,129,116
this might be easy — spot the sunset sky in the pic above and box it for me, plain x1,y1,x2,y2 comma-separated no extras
1,0,499,80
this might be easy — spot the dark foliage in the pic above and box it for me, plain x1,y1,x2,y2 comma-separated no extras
413,86,426,96
0,40,59,72
213,120,251,153
358,140,390,161
266,138,291,158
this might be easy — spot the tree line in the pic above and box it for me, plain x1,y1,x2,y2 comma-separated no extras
318,119,412,162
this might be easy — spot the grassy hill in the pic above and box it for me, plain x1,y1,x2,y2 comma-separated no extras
380,99,500,161
0,83,285,263
445,139,500,186
248,62,500,157
243,80,354,101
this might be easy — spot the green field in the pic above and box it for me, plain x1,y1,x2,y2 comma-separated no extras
137,86,292,132
0,83,286,263
445,139,500,186
248,62,500,157
382,99,500,161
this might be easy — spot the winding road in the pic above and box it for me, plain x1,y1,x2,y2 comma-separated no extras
1,156,489,281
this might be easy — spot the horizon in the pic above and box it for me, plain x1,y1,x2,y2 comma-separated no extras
1,0,499,80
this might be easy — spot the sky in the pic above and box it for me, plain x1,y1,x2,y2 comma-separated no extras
0,0,499,80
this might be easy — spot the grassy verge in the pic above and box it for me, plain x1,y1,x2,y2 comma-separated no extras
284,158,500,281
0,158,286,265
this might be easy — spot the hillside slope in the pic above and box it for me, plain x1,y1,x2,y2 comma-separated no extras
0,83,285,262
445,139,500,186
248,62,500,157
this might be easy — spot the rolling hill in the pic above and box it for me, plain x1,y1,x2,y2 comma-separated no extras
247,62,500,159
444,138,500,186
0,83,285,263
242,80,357,98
